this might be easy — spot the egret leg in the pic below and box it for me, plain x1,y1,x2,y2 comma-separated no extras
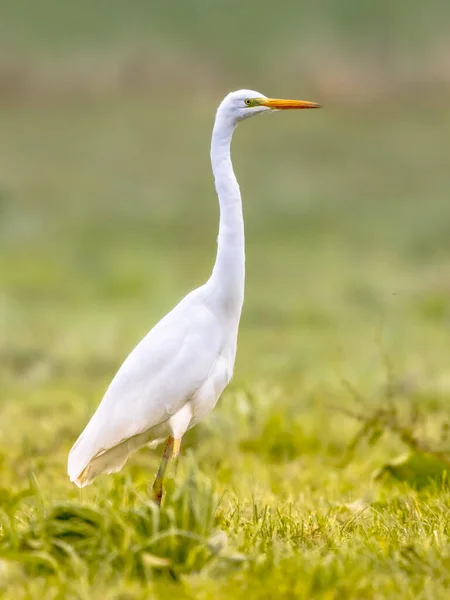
172,438,182,477
173,438,182,459
152,436,174,506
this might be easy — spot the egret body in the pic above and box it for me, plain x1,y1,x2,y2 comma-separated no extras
68,90,320,503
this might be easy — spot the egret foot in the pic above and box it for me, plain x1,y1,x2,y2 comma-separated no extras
151,436,174,506
153,485,163,507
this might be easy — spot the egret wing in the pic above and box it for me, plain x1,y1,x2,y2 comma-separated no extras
68,290,223,480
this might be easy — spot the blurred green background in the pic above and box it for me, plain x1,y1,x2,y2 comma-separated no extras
1,2,450,598
1,0,450,385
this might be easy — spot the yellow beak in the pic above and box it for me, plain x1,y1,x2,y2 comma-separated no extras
261,98,322,110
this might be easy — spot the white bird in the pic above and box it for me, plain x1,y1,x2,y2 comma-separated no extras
68,90,320,503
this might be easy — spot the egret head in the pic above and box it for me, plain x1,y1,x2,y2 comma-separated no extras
217,89,321,125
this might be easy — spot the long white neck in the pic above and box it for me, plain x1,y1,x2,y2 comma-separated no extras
208,112,245,319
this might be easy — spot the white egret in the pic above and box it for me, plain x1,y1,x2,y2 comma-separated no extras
68,90,320,503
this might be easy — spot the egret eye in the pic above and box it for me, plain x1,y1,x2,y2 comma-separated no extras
244,99,252,107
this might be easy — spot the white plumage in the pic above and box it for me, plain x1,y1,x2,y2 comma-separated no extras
68,287,233,486
68,89,320,496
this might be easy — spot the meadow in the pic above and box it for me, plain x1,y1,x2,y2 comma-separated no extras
1,2,450,598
